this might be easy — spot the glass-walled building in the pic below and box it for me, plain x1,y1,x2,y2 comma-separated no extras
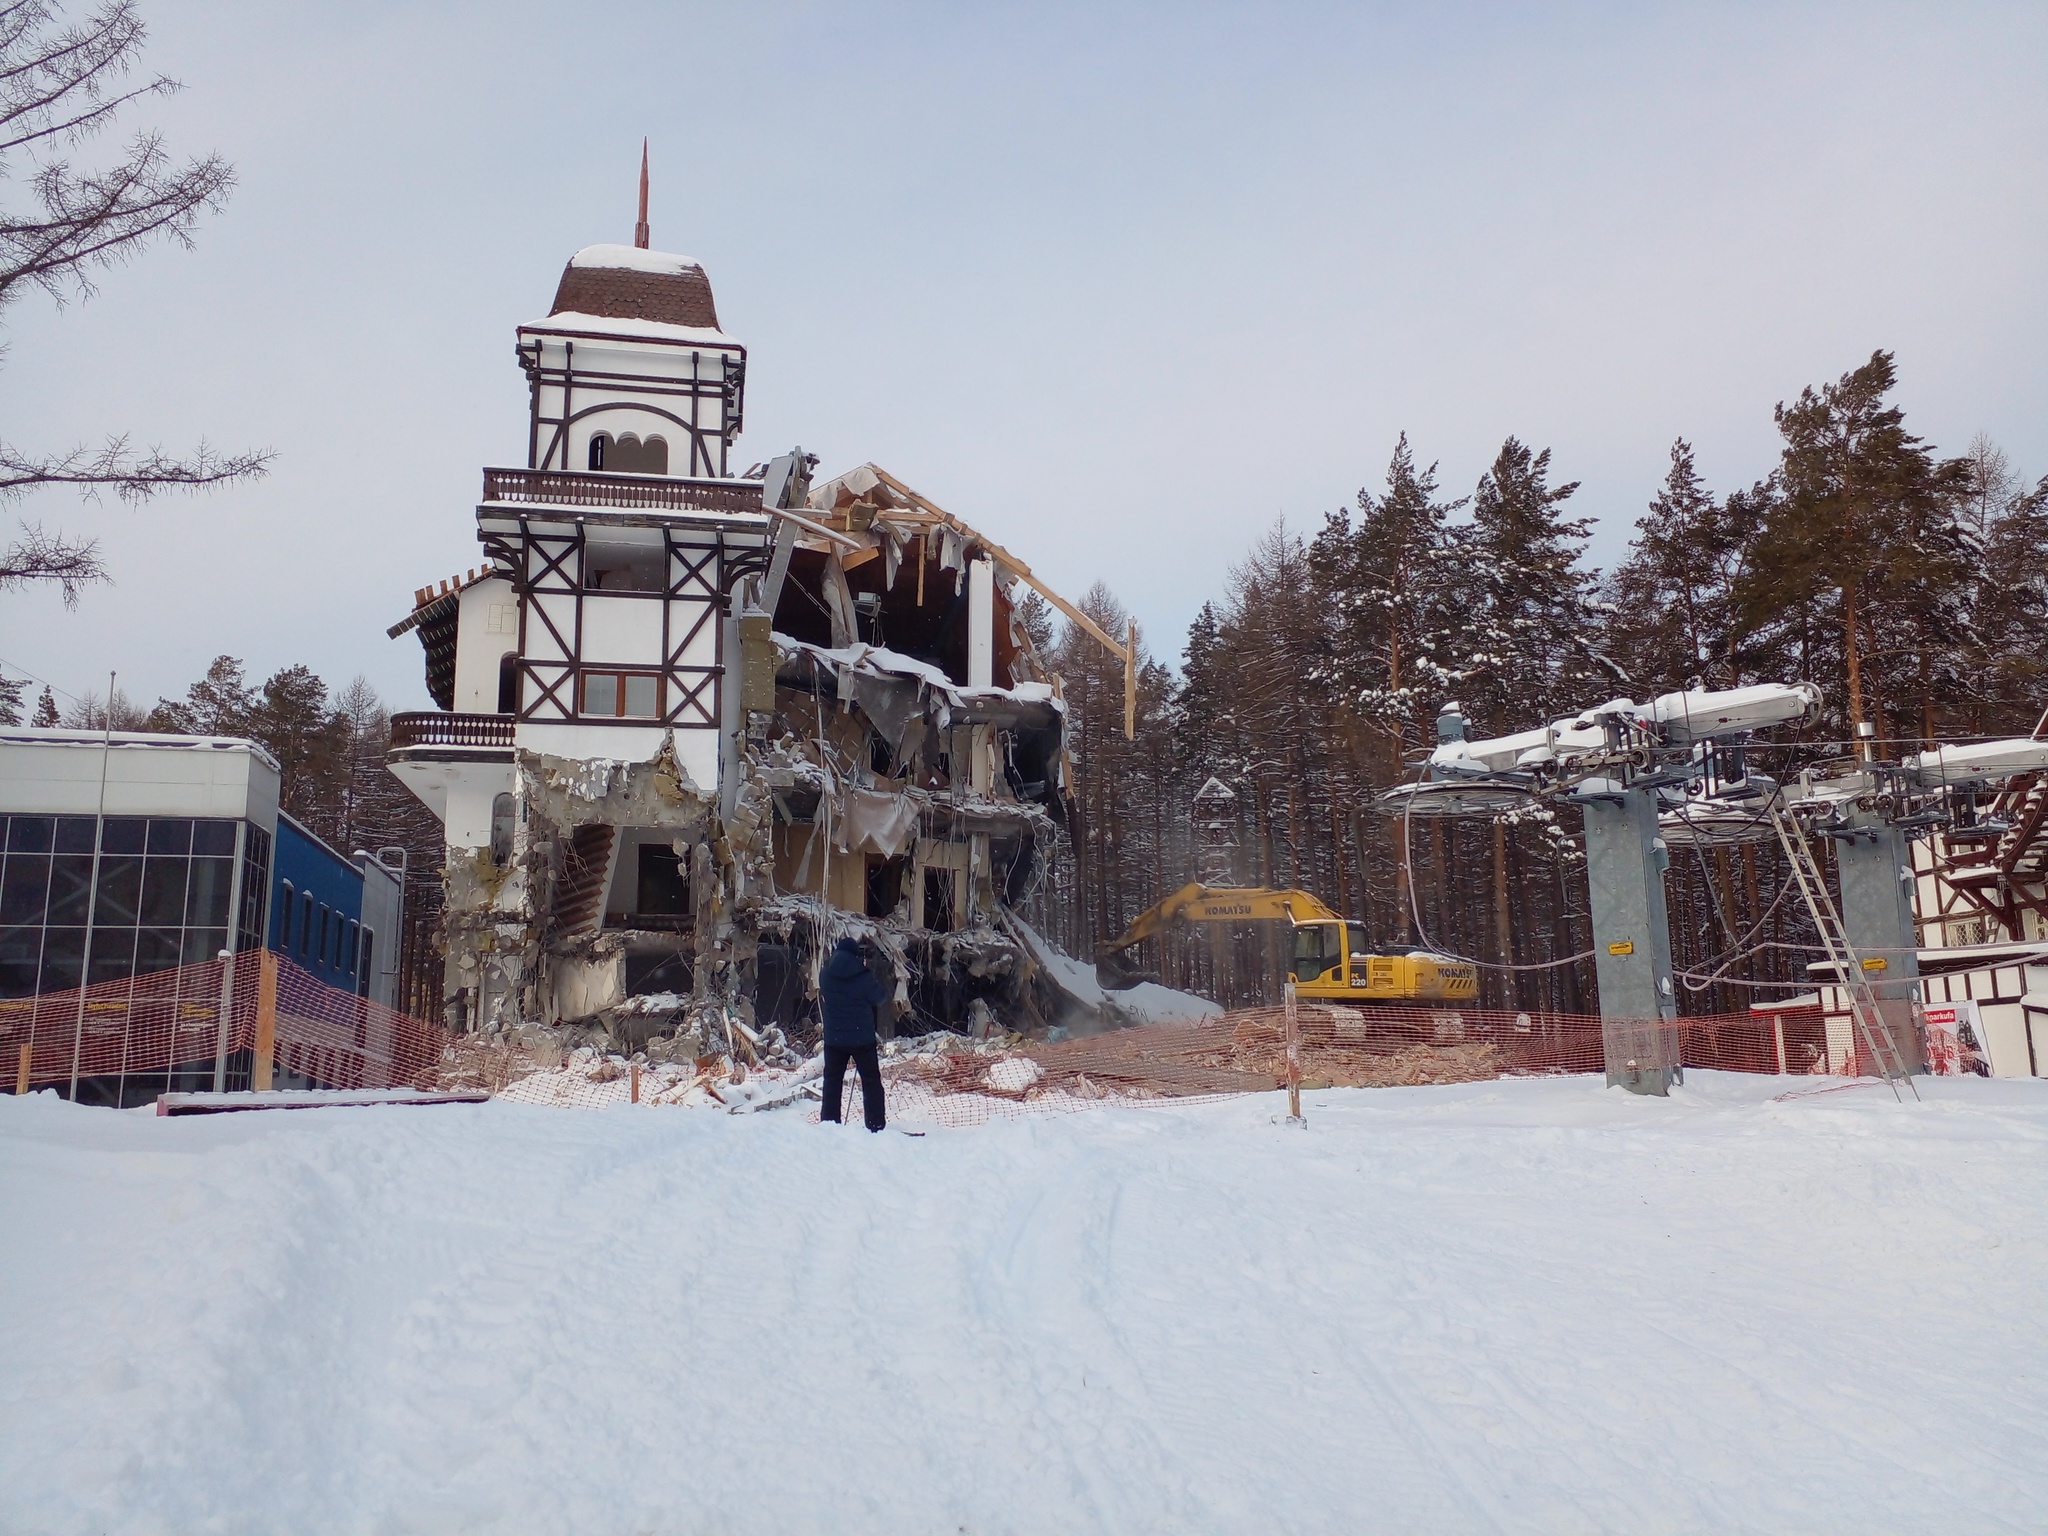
0,731,282,1002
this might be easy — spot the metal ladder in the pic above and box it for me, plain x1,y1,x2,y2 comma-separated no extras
1767,800,1919,1101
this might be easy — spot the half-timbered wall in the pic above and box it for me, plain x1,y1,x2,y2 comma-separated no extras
518,330,745,480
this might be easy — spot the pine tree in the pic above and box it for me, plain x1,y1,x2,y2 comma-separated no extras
0,670,22,724
31,685,58,726
1736,351,1973,744
1462,438,1607,733
1310,433,1469,755
147,654,256,735
1599,441,1765,695
247,664,348,834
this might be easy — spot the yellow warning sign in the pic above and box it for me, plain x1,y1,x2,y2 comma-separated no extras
1861,957,1888,972
1607,940,1635,956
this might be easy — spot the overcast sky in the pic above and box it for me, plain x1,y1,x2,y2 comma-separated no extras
3,1,2043,716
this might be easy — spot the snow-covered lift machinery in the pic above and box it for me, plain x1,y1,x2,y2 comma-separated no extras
1380,683,1821,1096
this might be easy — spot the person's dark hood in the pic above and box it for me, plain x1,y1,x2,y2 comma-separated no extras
823,938,868,979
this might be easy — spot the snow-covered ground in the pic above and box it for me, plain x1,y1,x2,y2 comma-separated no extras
4,1073,2046,1533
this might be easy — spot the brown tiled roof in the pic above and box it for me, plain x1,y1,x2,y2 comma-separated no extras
549,260,720,330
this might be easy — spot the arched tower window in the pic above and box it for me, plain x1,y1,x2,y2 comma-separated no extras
587,432,610,470
497,653,520,715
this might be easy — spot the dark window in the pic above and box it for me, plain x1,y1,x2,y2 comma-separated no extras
7,816,54,853
588,432,609,470
47,855,94,924
278,882,295,949
300,893,315,955
358,930,374,998
93,857,142,927
101,818,146,855
147,819,192,856
497,653,520,714
189,859,233,929
318,906,331,966
1,855,51,924
193,821,237,857
86,924,136,987
140,858,188,927
0,925,43,998
635,844,689,916
54,817,95,854
182,928,226,967
136,928,182,974
39,927,84,992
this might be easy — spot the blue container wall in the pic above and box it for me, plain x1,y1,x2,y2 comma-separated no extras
270,816,365,993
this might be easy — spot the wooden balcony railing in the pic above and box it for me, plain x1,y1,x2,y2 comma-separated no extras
390,712,516,751
481,467,763,516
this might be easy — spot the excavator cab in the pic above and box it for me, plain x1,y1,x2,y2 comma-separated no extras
1289,922,1380,986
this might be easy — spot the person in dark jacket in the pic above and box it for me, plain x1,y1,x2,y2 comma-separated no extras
818,935,890,1130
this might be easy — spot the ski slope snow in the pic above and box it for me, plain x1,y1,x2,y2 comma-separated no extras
3,1072,2046,1533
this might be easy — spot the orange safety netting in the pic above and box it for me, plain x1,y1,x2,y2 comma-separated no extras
1,952,455,1103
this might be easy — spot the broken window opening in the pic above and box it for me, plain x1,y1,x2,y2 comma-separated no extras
634,844,690,918
866,855,909,919
923,867,956,933
489,794,515,868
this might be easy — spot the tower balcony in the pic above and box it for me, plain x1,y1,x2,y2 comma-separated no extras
480,467,763,517
389,712,516,753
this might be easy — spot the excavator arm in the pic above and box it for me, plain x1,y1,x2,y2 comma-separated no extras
1099,884,1344,955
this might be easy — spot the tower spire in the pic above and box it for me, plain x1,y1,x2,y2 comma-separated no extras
634,139,650,249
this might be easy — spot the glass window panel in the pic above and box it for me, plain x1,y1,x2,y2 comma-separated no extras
55,817,96,854
622,674,658,718
181,928,226,967
87,928,138,987
582,672,619,717
8,816,53,853
94,856,143,926
0,926,41,999
135,928,182,977
187,857,232,928
39,928,84,992
48,854,94,924
147,818,193,855
300,893,314,954
278,883,294,949
102,818,147,855
140,857,188,926
192,820,237,857
1,854,51,924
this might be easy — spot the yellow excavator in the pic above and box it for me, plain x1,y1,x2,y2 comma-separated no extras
1096,884,1478,1003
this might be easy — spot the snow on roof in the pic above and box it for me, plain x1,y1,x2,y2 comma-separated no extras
568,243,701,275
777,638,1061,712
0,727,282,771
519,311,736,347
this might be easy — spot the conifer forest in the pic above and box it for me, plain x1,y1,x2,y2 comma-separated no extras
1029,351,2048,1011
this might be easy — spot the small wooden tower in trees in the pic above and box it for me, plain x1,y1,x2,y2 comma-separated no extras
1193,776,1240,1003
1193,776,1239,885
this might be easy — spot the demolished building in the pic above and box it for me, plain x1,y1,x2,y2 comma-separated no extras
386,231,1143,1054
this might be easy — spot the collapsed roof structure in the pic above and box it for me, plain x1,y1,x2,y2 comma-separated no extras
385,208,1168,1061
